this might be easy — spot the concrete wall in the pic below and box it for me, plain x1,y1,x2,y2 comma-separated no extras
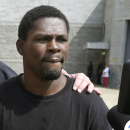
0,0,49,73
0,24,22,73
104,0,130,87
0,0,105,83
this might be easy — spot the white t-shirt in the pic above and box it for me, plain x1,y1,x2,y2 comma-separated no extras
102,67,109,77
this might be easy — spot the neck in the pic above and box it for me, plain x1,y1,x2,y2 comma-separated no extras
22,72,67,96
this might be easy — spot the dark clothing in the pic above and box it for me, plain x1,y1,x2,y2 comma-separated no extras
97,63,102,85
0,61,17,84
0,74,111,130
87,65,93,79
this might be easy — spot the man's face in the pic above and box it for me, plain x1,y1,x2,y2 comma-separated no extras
23,17,69,80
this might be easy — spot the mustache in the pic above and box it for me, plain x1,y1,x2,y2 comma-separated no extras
41,55,64,63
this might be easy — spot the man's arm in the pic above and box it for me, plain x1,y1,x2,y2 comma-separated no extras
61,69,101,95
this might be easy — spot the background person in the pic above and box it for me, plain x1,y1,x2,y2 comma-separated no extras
102,64,109,87
0,61,17,84
101,62,106,86
87,61,93,80
97,60,102,85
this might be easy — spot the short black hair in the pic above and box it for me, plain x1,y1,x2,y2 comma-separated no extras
18,5,69,41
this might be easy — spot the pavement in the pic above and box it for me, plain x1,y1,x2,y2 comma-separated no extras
95,85,120,109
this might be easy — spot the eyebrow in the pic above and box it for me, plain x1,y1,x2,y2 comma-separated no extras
34,34,68,37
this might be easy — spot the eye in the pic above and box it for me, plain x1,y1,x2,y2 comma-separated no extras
38,38,48,41
36,38,49,44
57,39,67,43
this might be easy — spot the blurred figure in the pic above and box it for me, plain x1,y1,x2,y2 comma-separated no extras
102,64,109,87
87,61,93,80
0,61,17,84
101,62,106,86
97,61,102,85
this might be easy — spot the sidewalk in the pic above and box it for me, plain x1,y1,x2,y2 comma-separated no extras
95,85,120,109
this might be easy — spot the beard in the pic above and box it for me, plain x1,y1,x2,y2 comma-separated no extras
40,56,64,80
40,68,62,80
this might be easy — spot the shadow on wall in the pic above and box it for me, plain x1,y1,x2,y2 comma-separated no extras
64,0,104,82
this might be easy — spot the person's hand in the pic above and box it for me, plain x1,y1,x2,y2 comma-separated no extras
61,69,101,95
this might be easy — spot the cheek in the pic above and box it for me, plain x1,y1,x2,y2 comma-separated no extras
34,47,43,60
25,44,46,61
62,44,69,61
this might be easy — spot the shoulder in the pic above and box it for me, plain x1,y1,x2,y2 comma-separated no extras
104,68,108,72
0,61,4,66
66,77,109,111
66,78,111,129
0,61,4,71
67,77,108,107
0,61,17,75
0,76,19,99
0,75,22,111
0,61,7,70
74,89,108,110
0,76,20,117
0,69,5,83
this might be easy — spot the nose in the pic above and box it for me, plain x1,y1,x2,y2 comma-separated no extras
46,39,60,53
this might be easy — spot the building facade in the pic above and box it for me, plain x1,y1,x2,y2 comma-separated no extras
104,0,130,87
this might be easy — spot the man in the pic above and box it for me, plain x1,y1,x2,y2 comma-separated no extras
0,5,111,129
87,61,93,80
97,60,102,85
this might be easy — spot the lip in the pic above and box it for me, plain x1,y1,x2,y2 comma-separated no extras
44,58,61,63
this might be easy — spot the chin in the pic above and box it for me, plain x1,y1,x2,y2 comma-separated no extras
40,68,62,80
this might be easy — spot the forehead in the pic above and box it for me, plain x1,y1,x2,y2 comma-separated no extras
32,17,67,34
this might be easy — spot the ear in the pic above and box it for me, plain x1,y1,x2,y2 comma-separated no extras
16,39,25,56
